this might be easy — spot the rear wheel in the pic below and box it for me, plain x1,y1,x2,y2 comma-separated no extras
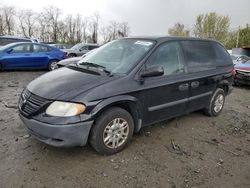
0,63,3,71
90,107,134,155
204,88,225,116
48,60,59,71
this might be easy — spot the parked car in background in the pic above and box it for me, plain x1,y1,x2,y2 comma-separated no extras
56,49,96,68
0,42,65,71
49,43,70,50
62,43,99,57
234,60,250,85
19,37,233,155
0,35,39,46
230,54,250,64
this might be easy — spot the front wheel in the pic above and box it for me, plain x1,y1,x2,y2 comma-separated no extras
204,88,225,116
48,60,59,71
90,107,134,155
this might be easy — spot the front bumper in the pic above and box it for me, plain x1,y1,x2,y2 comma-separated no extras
19,114,93,147
234,72,250,85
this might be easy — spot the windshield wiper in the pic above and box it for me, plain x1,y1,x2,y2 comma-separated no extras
79,62,112,76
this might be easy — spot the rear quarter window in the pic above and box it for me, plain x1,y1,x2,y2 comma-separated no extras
181,41,216,73
212,43,232,66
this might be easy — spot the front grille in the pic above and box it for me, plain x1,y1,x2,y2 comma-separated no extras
19,89,48,116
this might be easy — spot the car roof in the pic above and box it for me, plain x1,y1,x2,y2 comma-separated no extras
123,36,219,43
0,35,32,40
5,42,44,46
1,42,54,50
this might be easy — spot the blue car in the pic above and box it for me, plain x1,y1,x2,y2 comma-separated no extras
234,60,250,85
0,42,65,71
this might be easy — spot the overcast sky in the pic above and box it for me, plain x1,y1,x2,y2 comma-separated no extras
1,0,250,35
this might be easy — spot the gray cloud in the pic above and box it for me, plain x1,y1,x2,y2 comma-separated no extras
2,0,250,35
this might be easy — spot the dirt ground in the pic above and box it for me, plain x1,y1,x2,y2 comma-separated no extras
0,71,250,188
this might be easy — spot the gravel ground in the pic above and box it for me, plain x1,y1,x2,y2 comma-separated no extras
0,71,250,188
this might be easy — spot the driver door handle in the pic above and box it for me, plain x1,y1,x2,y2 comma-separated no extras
191,81,199,88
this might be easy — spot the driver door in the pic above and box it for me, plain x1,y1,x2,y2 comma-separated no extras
142,41,189,125
3,44,33,69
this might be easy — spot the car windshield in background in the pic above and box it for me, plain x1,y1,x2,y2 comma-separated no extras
245,60,250,64
230,55,237,60
71,43,82,50
78,39,155,74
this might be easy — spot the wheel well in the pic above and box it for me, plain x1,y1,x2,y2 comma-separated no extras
0,62,3,71
218,84,229,95
94,101,141,133
50,59,60,62
69,53,76,57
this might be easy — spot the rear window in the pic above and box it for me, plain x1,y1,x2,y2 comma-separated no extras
33,44,51,52
212,43,232,66
181,41,216,73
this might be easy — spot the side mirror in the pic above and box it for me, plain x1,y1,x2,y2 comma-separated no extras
6,48,13,54
141,65,164,77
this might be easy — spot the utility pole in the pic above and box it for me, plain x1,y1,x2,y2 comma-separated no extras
236,26,240,48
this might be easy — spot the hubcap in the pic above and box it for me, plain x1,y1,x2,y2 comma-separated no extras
50,61,58,70
214,94,224,113
103,118,129,149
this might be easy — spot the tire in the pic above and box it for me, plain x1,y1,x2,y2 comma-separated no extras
90,107,134,155
68,54,76,58
48,60,59,71
0,63,3,71
204,88,225,117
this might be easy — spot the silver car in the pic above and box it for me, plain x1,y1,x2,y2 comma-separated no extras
231,54,250,64
62,43,99,58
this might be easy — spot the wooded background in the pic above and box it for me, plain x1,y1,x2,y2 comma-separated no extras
0,5,249,48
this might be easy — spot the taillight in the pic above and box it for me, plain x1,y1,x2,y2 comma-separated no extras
232,67,236,77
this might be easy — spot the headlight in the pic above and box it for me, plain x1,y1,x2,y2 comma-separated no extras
46,101,86,117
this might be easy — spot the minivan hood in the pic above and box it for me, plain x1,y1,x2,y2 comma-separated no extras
27,67,118,101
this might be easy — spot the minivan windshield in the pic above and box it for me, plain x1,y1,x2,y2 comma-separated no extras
77,39,155,74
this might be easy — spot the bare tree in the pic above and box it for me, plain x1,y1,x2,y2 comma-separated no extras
18,9,36,37
168,23,190,37
2,6,15,35
89,12,100,43
42,6,61,42
118,22,130,37
0,11,5,35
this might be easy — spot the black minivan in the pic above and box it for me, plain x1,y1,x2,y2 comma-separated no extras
19,37,233,154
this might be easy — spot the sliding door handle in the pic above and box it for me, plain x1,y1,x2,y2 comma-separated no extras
179,83,189,91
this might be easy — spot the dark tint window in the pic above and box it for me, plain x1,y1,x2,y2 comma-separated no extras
0,38,30,46
213,43,232,66
33,44,51,52
12,44,32,53
147,42,185,76
89,45,98,50
181,41,215,73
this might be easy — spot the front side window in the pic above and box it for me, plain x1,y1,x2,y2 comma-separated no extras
78,39,155,74
181,41,216,73
12,44,31,53
146,42,185,76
